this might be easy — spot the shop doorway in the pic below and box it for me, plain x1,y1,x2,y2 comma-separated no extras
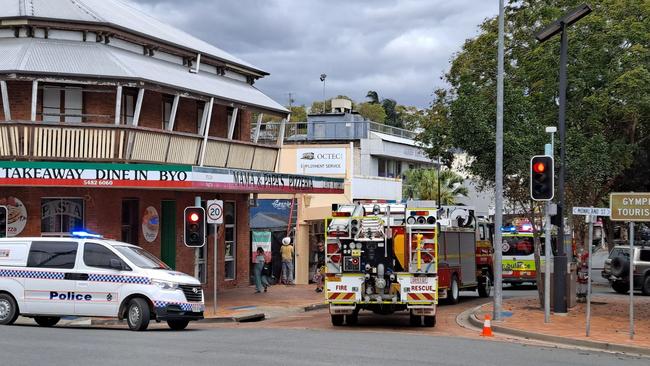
161,200,176,269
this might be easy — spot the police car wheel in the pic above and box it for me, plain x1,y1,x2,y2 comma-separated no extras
127,298,150,331
167,320,190,330
0,294,19,325
34,316,60,327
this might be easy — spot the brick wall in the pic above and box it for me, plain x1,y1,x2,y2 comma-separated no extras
1,187,251,293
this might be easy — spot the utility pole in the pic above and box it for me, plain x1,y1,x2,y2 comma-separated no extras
535,3,592,314
493,0,505,321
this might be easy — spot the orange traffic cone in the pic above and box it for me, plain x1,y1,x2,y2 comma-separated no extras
480,314,493,337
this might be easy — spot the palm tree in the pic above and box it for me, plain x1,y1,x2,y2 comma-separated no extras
366,90,379,104
403,169,469,204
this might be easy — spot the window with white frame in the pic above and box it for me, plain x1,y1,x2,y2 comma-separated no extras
224,201,236,280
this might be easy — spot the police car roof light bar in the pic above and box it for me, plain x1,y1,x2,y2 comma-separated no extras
71,231,104,239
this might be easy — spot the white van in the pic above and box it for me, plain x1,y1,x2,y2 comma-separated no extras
0,234,204,331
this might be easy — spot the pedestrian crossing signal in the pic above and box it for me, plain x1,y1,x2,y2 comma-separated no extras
530,155,554,201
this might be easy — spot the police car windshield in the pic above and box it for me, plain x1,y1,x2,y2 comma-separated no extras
114,246,170,270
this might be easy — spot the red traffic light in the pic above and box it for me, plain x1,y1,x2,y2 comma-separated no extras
189,213,199,222
533,162,546,174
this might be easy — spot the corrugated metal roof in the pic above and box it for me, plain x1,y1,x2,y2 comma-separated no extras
0,0,265,74
0,38,287,114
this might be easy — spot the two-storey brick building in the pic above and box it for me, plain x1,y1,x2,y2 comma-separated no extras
0,0,343,306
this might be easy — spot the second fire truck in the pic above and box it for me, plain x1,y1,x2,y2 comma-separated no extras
324,202,492,327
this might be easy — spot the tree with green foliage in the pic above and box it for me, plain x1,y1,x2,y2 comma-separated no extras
289,105,307,122
403,169,468,204
357,102,386,123
382,98,402,128
366,90,380,104
416,0,650,306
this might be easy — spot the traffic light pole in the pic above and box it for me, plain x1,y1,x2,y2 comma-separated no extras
493,0,505,322
554,23,568,314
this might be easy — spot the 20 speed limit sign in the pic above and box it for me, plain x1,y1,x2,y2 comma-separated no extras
207,200,223,224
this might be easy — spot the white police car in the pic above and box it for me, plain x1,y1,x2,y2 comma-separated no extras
0,233,204,331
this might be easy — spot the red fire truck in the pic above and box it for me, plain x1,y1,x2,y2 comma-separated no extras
324,202,492,327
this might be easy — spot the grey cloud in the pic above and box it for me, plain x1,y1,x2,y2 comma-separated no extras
129,0,496,109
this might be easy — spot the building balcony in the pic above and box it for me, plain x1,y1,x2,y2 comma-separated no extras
0,120,278,171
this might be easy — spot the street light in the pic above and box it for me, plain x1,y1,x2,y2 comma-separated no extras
320,73,327,113
535,3,592,314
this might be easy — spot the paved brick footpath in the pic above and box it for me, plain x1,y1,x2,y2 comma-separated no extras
204,284,325,319
475,294,650,349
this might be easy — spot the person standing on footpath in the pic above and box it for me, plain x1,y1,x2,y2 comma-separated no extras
313,242,326,292
280,237,295,285
253,247,270,293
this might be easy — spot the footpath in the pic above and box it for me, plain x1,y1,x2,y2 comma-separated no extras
15,284,326,327
470,294,650,356
201,284,326,321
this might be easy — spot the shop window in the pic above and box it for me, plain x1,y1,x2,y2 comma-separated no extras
42,86,82,123
27,241,78,269
195,200,209,284
224,201,236,280
163,96,174,130
41,198,85,236
121,199,139,246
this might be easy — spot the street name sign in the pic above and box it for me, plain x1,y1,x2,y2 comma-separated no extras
572,207,611,216
206,200,223,224
610,193,650,222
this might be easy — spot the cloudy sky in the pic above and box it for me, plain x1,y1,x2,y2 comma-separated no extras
130,0,497,109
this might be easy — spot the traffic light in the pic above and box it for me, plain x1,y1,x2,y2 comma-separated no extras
184,206,205,247
530,155,554,201
0,206,6,238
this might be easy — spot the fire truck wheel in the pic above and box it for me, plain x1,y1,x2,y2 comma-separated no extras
331,315,344,326
409,313,420,326
447,275,460,304
423,316,436,327
478,276,491,298
346,313,358,325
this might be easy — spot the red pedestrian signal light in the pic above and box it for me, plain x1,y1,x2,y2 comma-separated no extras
184,207,206,247
530,155,554,201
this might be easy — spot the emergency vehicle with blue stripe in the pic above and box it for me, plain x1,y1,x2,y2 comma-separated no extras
324,202,492,327
0,232,204,331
